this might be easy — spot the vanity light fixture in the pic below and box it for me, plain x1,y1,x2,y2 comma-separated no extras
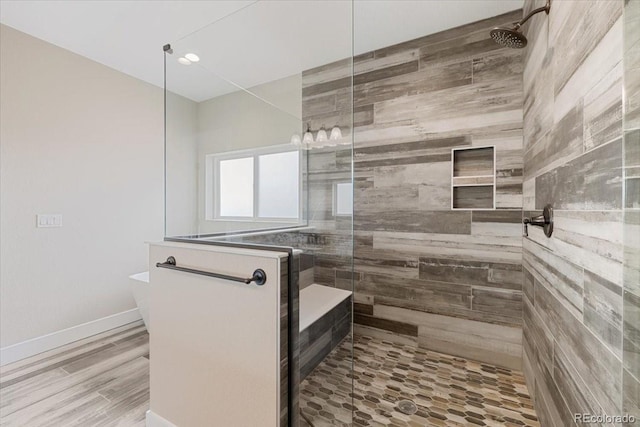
290,123,343,150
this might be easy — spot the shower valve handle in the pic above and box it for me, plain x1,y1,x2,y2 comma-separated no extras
523,204,553,238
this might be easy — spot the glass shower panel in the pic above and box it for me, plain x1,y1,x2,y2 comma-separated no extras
164,59,305,235
164,1,354,426
623,0,640,421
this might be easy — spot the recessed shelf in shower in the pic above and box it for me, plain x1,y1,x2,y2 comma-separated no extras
451,146,496,210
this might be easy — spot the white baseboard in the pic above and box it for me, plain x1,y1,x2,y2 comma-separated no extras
0,308,142,366
146,410,177,427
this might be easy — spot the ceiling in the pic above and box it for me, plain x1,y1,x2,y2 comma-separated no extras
0,0,522,102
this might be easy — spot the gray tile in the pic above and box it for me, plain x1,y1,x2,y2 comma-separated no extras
418,257,522,291
354,186,420,212
623,368,640,423
353,61,419,86
471,288,523,323
302,76,351,98
356,273,472,314
354,210,472,234
354,303,373,316
550,0,623,96
354,60,472,107
420,37,500,67
354,136,469,158
523,50,553,150
583,270,623,357
583,62,623,151
524,102,583,180
535,138,623,210
523,296,553,375
472,210,522,223
354,314,418,337
534,362,578,427
372,9,522,58
523,267,535,304
534,280,622,416
624,210,640,294
355,246,419,280
374,77,523,137
473,48,524,84
523,239,584,319
623,290,640,379
553,345,607,422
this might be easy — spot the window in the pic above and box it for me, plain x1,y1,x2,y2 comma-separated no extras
206,146,301,221
258,151,299,218
335,182,353,216
219,157,254,217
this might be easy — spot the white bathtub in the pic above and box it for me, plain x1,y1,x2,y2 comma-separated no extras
129,271,150,333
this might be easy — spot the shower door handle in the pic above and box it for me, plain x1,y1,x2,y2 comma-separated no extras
156,256,267,286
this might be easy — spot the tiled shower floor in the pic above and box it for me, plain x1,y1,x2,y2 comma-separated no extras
300,334,539,427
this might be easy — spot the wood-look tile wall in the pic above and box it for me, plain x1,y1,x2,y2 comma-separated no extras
302,10,526,370
520,0,631,424
623,0,640,421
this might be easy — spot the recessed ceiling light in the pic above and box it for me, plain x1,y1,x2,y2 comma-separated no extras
178,57,191,65
184,53,200,62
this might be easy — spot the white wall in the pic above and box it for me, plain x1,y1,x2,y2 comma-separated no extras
0,24,197,349
166,92,198,237
193,74,303,234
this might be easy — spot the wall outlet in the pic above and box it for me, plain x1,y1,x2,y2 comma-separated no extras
37,214,62,228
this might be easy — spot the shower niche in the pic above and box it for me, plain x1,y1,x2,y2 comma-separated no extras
451,146,496,210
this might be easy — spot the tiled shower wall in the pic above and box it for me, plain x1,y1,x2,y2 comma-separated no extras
301,10,526,369
623,0,640,421
520,0,631,424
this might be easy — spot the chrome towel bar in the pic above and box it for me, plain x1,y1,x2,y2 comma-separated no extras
156,256,267,286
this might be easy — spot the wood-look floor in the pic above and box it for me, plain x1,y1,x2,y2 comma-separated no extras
2,322,538,427
0,322,149,427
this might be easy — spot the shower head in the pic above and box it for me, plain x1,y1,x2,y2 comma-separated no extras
490,27,527,49
490,0,550,49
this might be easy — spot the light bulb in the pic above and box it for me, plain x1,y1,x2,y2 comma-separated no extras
330,126,342,140
178,57,191,65
316,128,328,142
290,134,301,146
302,130,314,145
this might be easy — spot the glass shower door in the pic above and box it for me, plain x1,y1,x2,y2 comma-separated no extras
163,2,354,425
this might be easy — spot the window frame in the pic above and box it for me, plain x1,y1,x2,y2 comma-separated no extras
205,144,303,222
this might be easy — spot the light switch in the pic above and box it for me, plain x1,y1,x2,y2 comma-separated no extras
37,214,62,228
